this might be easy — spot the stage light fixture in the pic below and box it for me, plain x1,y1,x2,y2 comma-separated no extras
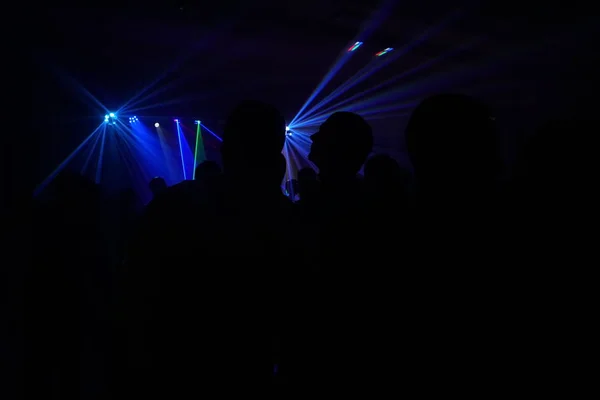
174,119,180,123
155,122,160,128
286,126,290,131
375,47,393,57
194,120,200,125
104,113,118,124
348,41,363,52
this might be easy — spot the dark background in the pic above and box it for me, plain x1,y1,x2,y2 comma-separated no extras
31,0,599,185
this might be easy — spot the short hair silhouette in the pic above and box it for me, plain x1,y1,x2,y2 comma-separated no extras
149,177,167,196
222,100,286,163
405,93,496,183
308,111,373,176
194,160,221,181
53,171,99,197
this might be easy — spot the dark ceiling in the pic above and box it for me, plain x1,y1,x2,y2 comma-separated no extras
33,0,598,167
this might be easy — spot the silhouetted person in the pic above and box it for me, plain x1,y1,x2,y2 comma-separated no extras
508,118,598,395
148,176,167,198
402,94,508,393
124,100,293,395
296,167,318,205
32,172,111,400
305,111,373,252
364,154,412,207
404,93,501,274
115,188,139,263
406,93,498,207
290,112,374,388
194,160,221,183
221,101,287,192
309,111,373,185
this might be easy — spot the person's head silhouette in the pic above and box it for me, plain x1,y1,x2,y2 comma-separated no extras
51,171,100,204
405,93,497,193
194,160,221,182
221,100,286,186
308,111,373,182
149,177,167,197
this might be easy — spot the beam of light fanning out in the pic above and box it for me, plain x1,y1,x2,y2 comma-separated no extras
192,120,206,180
34,123,105,196
175,119,187,180
200,123,223,142
290,0,398,125
95,127,107,184
293,12,465,124
290,49,356,125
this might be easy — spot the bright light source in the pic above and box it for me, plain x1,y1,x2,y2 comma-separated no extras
286,126,290,131
174,119,179,123
375,47,394,57
348,41,363,52
154,122,160,128
105,113,119,124
194,120,200,125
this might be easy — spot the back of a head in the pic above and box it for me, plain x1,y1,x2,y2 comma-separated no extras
405,94,497,187
221,100,286,171
309,111,373,177
52,171,100,203
194,161,221,181
149,177,167,196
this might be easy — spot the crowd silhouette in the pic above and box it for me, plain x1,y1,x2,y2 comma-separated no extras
30,94,596,397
